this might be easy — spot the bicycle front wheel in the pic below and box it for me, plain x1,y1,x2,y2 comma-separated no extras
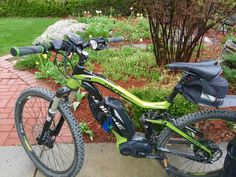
157,110,236,177
15,87,84,177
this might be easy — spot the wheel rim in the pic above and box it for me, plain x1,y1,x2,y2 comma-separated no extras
163,119,236,176
19,95,76,173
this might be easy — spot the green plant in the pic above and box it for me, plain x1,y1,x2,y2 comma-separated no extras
223,54,236,68
89,47,160,81
35,57,67,86
0,0,135,17
222,53,236,88
79,122,94,141
78,16,150,41
15,55,42,70
223,66,236,88
128,87,199,129
72,90,87,111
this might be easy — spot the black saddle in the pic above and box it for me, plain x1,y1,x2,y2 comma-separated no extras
168,60,222,80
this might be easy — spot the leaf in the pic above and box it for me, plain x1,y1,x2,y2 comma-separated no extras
72,101,80,111
87,130,94,141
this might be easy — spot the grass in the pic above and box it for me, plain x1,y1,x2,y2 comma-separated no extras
0,18,58,56
0,16,150,56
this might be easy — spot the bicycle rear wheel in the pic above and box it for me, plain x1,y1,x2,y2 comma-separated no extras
157,110,236,177
15,87,84,177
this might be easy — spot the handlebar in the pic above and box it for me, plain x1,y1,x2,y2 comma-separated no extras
107,37,124,43
10,46,45,57
10,36,124,57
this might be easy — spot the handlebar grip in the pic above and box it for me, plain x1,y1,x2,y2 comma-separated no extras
10,45,45,57
107,37,124,43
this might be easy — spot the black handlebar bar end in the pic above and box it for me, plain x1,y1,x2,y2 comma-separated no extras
10,47,20,57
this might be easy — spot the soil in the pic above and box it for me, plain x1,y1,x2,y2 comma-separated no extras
199,120,236,143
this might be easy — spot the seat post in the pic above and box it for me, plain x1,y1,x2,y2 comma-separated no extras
167,83,182,103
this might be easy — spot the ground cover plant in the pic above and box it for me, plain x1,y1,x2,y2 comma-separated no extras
89,47,160,81
78,16,150,41
0,18,58,56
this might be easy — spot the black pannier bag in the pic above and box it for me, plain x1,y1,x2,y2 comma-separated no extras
181,75,229,107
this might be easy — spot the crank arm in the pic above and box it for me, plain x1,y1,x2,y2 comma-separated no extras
146,154,165,160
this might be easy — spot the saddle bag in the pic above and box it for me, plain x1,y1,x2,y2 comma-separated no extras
181,75,229,107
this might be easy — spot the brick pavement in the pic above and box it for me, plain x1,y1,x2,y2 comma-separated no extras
0,55,51,146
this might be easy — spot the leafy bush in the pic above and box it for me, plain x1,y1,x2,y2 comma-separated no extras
128,87,199,129
223,54,236,68
89,47,160,81
0,0,136,17
78,16,150,41
223,66,236,88
139,0,236,67
222,52,236,88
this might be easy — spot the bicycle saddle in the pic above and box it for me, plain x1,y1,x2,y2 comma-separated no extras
168,60,222,80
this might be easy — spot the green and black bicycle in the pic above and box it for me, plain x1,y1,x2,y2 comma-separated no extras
10,33,236,177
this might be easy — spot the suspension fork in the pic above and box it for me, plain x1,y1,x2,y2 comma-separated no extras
37,87,76,144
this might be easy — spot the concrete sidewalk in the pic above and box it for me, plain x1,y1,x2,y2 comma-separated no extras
0,143,168,177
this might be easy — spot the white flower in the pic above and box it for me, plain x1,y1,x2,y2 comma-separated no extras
96,10,99,14
137,13,140,17
130,7,134,11
140,38,143,42
84,11,87,14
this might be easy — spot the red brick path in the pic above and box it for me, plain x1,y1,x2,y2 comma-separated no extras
0,55,51,146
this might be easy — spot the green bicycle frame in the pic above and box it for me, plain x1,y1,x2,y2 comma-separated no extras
67,74,213,157
67,74,171,109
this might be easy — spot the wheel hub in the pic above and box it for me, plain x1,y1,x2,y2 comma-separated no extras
36,130,55,149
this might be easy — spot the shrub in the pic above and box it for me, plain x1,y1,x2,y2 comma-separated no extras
223,54,236,89
0,0,136,17
128,87,199,129
138,0,236,67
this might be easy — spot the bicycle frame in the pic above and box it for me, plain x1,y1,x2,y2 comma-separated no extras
65,73,213,157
